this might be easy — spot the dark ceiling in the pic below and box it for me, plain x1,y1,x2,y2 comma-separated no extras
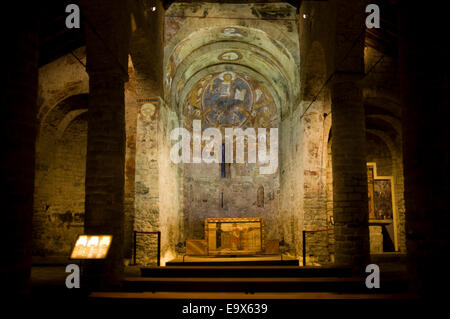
38,0,397,67
39,0,84,66
161,0,301,8
365,0,398,56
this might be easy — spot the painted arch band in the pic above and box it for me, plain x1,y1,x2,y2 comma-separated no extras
170,120,278,175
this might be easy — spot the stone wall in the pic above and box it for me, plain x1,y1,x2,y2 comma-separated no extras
278,106,304,258
326,142,335,263
302,105,332,265
33,99,88,257
158,103,183,263
134,99,182,265
33,48,89,259
183,162,279,242
37,47,89,122
293,2,336,264
33,51,140,260
280,98,333,264
134,99,161,265
124,61,139,260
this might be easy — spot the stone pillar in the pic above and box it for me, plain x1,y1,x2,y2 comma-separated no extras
130,0,165,97
331,75,370,269
1,5,39,297
81,0,130,289
330,0,369,271
83,71,127,288
123,64,139,262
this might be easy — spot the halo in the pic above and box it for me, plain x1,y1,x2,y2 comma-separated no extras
218,71,236,81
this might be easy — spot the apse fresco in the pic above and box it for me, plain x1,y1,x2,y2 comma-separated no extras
184,71,277,130
182,71,280,240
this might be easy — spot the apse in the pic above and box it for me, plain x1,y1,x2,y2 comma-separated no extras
181,70,279,241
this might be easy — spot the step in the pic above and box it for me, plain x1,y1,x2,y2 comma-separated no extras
123,276,376,293
88,291,422,315
91,291,419,300
371,253,408,265
141,266,353,278
165,259,299,267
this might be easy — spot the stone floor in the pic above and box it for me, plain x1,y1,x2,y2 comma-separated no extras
23,255,418,316
29,252,408,287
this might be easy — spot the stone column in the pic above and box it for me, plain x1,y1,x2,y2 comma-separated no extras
130,0,165,97
1,5,39,298
81,0,130,289
83,71,127,288
330,0,369,271
331,75,370,269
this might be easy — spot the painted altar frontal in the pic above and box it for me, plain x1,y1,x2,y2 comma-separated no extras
185,218,279,256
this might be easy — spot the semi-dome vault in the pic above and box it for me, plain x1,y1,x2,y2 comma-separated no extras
163,3,300,120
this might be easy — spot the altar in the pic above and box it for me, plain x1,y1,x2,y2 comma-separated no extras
185,218,279,256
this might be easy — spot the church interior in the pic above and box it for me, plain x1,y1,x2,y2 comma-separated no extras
2,0,448,314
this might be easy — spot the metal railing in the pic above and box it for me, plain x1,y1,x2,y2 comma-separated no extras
133,231,161,267
302,228,333,267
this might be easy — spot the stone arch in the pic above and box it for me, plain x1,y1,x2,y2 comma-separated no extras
164,24,300,118
36,94,88,159
364,95,403,147
363,88,402,119
367,130,399,165
171,42,288,114
366,114,402,138
366,131,393,175
164,19,299,72
37,46,88,123
366,117,399,149
33,94,89,258
366,129,406,252
362,90,405,252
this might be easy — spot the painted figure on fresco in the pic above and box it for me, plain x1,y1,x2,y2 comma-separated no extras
216,222,222,249
202,72,253,128
231,223,241,250
184,71,277,130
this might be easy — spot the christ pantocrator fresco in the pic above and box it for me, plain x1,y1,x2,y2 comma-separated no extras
184,71,277,130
